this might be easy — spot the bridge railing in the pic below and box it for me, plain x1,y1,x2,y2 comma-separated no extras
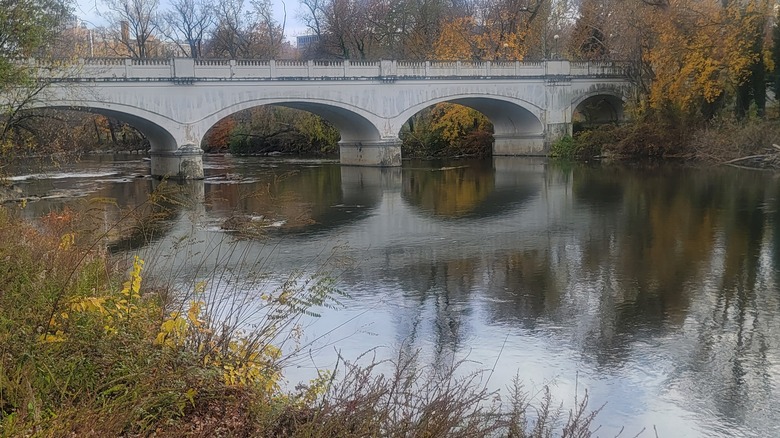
27,58,630,81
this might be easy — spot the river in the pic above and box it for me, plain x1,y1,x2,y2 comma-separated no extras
6,154,780,437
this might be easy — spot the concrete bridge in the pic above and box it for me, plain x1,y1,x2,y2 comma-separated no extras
28,58,631,178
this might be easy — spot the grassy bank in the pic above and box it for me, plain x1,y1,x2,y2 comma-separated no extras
551,114,780,166
0,206,601,437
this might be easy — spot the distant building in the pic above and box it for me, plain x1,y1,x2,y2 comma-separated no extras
296,35,320,49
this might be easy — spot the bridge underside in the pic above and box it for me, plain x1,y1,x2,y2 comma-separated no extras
447,97,546,156
574,95,625,126
269,102,402,167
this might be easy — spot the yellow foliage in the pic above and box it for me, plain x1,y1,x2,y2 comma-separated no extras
644,0,772,112
155,297,283,394
431,103,491,143
295,370,332,406
58,233,75,250
70,296,108,315
121,256,144,299
38,256,147,344
221,341,282,393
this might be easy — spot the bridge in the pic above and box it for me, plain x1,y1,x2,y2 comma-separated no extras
27,58,631,178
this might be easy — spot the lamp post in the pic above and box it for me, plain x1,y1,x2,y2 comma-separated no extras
553,34,559,60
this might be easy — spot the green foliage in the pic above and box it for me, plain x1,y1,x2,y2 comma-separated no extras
773,8,780,99
549,135,578,159
1,0,72,154
0,0,70,88
549,134,604,160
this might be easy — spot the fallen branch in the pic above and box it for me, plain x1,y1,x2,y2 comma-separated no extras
721,154,772,165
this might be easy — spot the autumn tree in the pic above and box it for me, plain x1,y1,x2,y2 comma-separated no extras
206,0,253,57
433,0,548,61
642,0,773,117
254,0,287,58
388,0,448,60
569,0,608,60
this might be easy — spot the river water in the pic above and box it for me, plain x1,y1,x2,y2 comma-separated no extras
7,154,780,437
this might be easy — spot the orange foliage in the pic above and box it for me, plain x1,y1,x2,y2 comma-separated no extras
434,15,529,61
204,117,236,151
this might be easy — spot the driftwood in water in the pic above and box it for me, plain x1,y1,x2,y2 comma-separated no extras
721,144,780,169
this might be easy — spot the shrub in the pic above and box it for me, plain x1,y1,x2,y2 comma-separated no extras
550,135,578,158
550,134,603,159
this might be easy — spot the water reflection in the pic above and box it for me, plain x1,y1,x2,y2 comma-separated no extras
402,158,541,219
8,155,780,437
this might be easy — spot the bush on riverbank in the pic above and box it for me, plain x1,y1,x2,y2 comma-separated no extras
202,107,340,157
554,111,694,161
0,205,602,437
689,116,780,163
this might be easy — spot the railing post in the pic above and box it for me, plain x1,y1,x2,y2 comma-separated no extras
456,61,462,75
307,60,313,77
485,61,491,76
229,59,236,78
425,61,430,77
124,58,132,78
515,61,520,76
269,59,276,78
379,60,396,78
344,59,350,78
173,58,195,78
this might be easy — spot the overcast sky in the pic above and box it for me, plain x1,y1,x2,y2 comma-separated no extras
73,0,307,39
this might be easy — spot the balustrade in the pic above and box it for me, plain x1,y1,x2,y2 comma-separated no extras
27,58,630,81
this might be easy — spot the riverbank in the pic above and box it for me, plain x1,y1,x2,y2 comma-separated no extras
0,206,601,437
553,116,780,169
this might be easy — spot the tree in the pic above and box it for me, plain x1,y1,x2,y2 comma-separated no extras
433,0,547,61
1,0,71,151
101,0,162,59
569,0,608,60
643,0,772,117
159,0,215,58
774,7,780,101
206,0,284,58
253,0,286,58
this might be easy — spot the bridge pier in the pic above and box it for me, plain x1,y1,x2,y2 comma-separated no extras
339,139,402,167
492,134,547,156
150,144,204,179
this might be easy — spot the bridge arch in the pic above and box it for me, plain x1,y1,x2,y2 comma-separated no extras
570,90,627,128
394,95,544,138
26,101,183,151
199,98,385,144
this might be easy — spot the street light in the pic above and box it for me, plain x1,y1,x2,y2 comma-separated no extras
553,34,559,60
